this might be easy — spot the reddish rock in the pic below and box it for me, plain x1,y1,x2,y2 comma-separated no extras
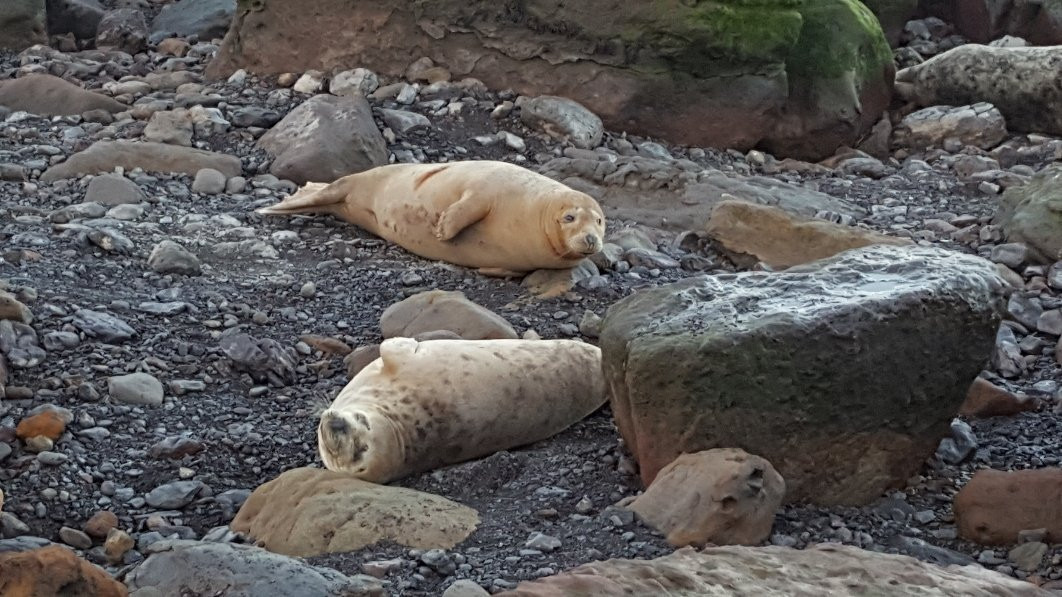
959,378,1039,418
954,468,1062,545
15,410,66,442
628,449,785,547
0,545,128,597
84,511,120,539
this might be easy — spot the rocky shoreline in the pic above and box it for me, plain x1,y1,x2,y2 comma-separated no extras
0,1,1061,596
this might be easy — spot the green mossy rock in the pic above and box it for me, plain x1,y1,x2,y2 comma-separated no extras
212,0,893,160
995,163,1062,263
599,245,1007,506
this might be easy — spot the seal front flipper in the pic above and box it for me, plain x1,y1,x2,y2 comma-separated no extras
433,191,490,241
478,268,526,278
255,180,348,216
377,337,420,376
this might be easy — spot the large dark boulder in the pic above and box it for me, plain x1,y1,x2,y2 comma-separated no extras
599,245,1007,506
0,0,46,50
206,0,894,161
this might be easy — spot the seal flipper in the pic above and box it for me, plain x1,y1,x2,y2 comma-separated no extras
478,268,526,278
377,337,420,376
433,191,491,241
255,180,347,216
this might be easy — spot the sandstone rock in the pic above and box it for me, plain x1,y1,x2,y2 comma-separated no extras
152,0,235,41
46,0,106,40
993,163,1062,263
108,372,164,406
0,544,128,597
380,290,517,340
148,240,201,276
257,94,387,184
444,580,490,597
330,68,379,97
896,45,1062,138
230,467,480,557
144,110,194,146
83,511,118,539
960,377,1039,418
41,141,242,182
124,539,384,596
0,0,46,50
0,291,33,324
954,468,1062,545
538,154,864,232
705,200,912,269
157,37,190,57
96,8,148,54
892,103,1007,151
517,95,603,149
15,410,65,442
599,245,1007,505
497,544,1050,597
207,0,894,161
0,74,127,116
103,529,133,565
84,174,146,206
628,448,784,547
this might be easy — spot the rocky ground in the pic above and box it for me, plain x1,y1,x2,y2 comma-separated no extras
1,7,1061,597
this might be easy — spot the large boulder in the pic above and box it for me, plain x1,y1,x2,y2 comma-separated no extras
151,0,236,41
954,468,1062,546
993,163,1062,263
0,544,128,597
599,245,1008,505
0,74,127,117
896,45,1062,138
860,0,919,46
124,539,384,597
256,94,387,184
0,0,46,49
704,200,912,269
46,0,106,41
497,543,1050,596
229,467,480,557
380,290,517,340
208,0,894,161
920,0,1062,45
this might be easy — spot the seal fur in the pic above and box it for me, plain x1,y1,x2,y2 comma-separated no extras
256,160,605,275
317,337,607,483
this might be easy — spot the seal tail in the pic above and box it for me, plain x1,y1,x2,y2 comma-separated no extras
256,180,348,216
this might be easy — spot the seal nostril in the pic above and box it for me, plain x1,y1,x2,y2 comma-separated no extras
585,234,596,247
328,417,349,434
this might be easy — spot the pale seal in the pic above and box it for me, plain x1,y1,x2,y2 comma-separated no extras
256,160,606,276
317,337,607,483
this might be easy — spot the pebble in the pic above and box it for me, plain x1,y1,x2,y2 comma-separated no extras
524,532,561,552
108,373,164,406
59,526,93,549
192,168,227,194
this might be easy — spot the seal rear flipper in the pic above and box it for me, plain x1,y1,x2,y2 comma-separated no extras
255,180,346,216
377,337,420,375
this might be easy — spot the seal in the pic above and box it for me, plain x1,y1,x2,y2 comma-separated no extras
256,160,605,276
317,337,607,483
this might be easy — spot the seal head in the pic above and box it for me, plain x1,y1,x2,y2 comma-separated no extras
548,191,605,260
317,408,396,481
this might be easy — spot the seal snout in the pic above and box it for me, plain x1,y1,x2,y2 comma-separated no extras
327,416,349,435
582,233,600,254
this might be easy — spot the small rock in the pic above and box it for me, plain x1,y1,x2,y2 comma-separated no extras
1008,541,1047,572
72,309,136,343
108,372,164,406
517,95,603,149
148,240,201,276
145,480,205,509
443,579,490,597
192,168,227,194
59,527,93,550
84,174,146,206
104,528,134,564
84,511,119,539
959,377,1038,418
524,532,561,553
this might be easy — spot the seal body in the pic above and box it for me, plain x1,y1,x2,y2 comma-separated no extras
257,160,606,274
317,337,607,483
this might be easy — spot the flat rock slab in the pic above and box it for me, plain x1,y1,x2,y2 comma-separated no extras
41,141,242,182
230,467,480,557
124,539,384,597
599,244,1008,505
498,543,1051,596
0,74,127,116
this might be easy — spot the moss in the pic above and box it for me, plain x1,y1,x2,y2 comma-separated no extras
786,0,893,82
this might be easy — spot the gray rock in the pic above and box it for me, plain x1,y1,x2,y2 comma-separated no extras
1007,293,1043,329
0,0,46,50
936,419,978,465
330,68,379,97
136,301,189,316
892,103,1007,151
525,532,561,552
517,95,603,149
84,174,146,206
59,526,93,549
888,535,977,567
0,536,50,553
42,331,80,351
145,110,194,146
85,227,134,254
151,0,234,40
991,324,1026,378
989,243,1030,269
599,245,1007,506
72,309,136,343
219,333,296,386
230,107,281,128
257,94,387,185
0,320,45,368
0,512,31,538
148,240,201,276
192,168,227,194
145,480,205,509
443,579,490,597
46,0,105,40
109,372,164,406
994,163,1062,263
41,141,242,183
124,539,385,596
96,8,148,54
378,108,430,135
1038,310,1062,336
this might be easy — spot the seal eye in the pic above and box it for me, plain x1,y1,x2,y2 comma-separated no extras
563,214,575,223
596,218,602,224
